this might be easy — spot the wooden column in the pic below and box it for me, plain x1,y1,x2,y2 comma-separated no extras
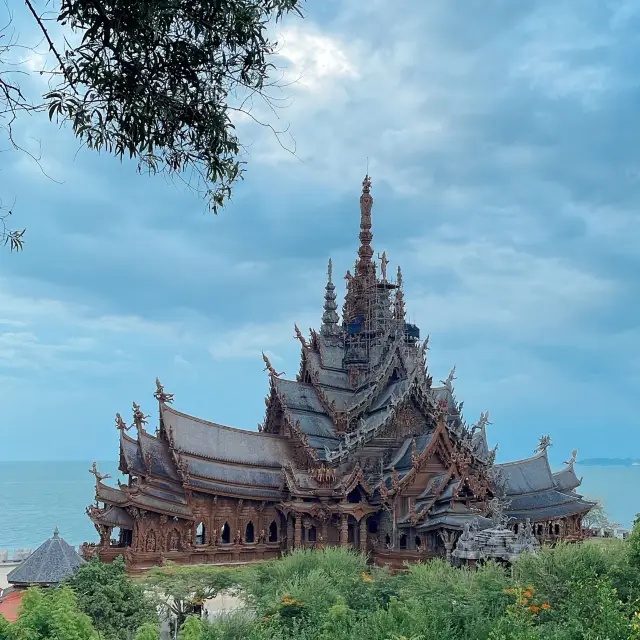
287,516,294,550
321,519,328,545
359,518,368,552
294,516,302,548
340,515,349,547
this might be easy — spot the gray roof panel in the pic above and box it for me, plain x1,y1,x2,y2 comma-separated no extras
189,478,282,500
495,452,555,495
553,466,582,492
288,409,337,439
94,506,134,528
7,530,85,586
274,378,326,413
139,431,180,480
120,433,146,475
162,404,292,467
507,489,580,512
507,499,595,522
183,456,283,489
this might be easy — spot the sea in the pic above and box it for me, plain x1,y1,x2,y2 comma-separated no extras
0,461,638,555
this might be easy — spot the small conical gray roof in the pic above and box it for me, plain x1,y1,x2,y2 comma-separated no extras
7,528,85,586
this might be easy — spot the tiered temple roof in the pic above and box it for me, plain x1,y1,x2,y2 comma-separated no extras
86,176,594,569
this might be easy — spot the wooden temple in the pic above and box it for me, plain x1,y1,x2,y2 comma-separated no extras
83,176,594,571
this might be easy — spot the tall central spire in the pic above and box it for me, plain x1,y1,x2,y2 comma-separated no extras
356,175,376,282
343,175,377,324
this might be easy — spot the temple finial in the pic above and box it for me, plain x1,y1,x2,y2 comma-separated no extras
53,527,59,538
321,257,340,337
394,265,405,322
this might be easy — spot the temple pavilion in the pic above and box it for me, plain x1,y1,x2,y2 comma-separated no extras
83,176,594,571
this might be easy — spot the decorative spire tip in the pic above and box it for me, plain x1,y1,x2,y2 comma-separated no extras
362,174,372,194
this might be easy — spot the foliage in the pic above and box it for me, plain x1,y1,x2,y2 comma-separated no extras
179,615,204,640
0,615,10,640
581,499,620,530
5,586,97,640
65,556,157,640
39,0,303,214
5,537,640,640
629,513,640,567
144,562,236,630
134,622,160,640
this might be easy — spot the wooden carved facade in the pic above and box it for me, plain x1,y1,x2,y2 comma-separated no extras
84,176,594,572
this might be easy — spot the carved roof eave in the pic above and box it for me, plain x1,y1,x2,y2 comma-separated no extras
281,465,317,498
339,464,373,497
119,431,144,478
347,339,409,418
392,418,450,495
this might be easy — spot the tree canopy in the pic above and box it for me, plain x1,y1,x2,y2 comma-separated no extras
144,563,236,630
64,556,156,640
4,586,97,640
2,0,304,250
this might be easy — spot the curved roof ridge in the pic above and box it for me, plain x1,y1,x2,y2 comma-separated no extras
495,448,549,468
161,403,288,441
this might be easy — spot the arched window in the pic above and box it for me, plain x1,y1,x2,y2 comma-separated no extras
399,534,407,549
368,519,379,534
308,526,317,542
514,523,519,534
347,486,362,504
554,523,560,535
195,522,205,545
414,535,422,549
268,521,278,543
245,521,255,544
385,534,391,546
537,524,543,535
221,522,231,544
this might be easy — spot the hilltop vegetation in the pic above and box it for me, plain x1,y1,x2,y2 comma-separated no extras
2,517,640,640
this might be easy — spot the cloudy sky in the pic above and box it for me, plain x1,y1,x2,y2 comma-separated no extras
1,0,639,465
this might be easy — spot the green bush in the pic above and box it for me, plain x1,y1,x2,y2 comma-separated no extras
4,537,640,640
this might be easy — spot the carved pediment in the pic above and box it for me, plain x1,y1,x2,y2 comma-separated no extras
388,401,427,438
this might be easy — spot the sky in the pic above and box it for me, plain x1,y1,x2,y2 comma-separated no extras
0,0,639,466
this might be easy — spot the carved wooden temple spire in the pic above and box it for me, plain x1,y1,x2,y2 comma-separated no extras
394,265,406,322
84,171,594,574
321,258,340,337
343,175,376,325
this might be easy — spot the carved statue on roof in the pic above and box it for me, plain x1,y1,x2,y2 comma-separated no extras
115,412,131,431
471,411,491,435
442,365,456,391
132,402,150,431
378,251,389,281
535,434,552,454
563,449,578,467
344,270,353,285
294,324,308,347
262,352,285,378
362,174,372,194
154,378,175,405
89,461,111,483
397,265,403,288
487,496,511,529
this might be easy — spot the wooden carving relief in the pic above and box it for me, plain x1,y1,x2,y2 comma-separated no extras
389,402,426,439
